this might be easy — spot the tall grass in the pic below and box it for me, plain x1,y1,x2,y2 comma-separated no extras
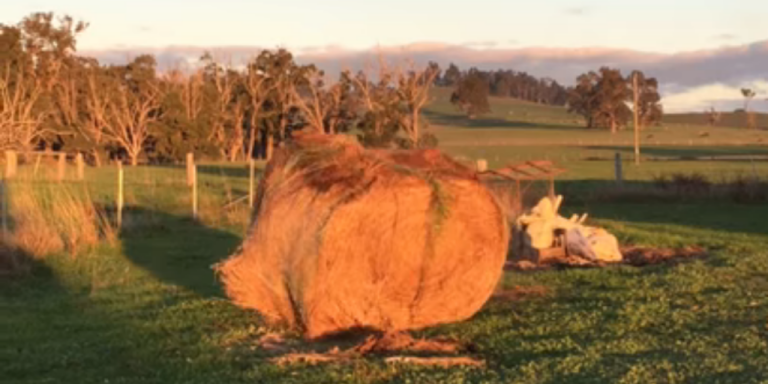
2,181,116,265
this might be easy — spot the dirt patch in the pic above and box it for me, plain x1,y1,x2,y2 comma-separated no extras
262,331,483,367
504,246,708,271
492,285,550,301
383,356,485,368
621,246,708,267
352,332,462,354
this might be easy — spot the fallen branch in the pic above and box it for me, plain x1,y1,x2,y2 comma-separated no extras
384,356,485,368
264,331,483,367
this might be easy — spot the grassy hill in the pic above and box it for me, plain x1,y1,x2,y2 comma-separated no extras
427,87,768,130
664,111,768,129
423,88,768,179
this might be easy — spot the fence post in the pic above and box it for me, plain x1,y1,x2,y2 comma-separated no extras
186,152,195,187
76,153,85,181
57,153,66,182
614,152,623,186
4,150,17,179
476,159,488,173
192,165,198,220
117,161,124,229
248,159,255,208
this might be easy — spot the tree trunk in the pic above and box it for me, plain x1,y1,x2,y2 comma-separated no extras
247,128,258,160
265,134,274,162
130,153,139,167
610,117,617,134
228,145,239,162
411,109,420,146
92,150,102,167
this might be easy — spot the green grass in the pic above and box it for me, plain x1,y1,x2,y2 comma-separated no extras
3,94,768,383
3,190,768,383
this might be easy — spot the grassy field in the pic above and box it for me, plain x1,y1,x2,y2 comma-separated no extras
3,94,768,383
425,87,768,178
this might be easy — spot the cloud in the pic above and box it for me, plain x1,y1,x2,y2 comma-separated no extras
82,40,768,112
661,81,768,113
713,33,737,41
138,26,152,33
565,7,589,16
461,41,499,49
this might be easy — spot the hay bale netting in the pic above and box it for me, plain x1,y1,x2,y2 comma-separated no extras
217,134,509,339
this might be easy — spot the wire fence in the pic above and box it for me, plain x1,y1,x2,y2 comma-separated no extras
1,151,261,236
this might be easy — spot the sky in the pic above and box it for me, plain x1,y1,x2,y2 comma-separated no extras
3,0,768,112
4,0,767,52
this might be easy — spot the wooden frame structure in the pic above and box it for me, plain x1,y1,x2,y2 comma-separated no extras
478,160,567,214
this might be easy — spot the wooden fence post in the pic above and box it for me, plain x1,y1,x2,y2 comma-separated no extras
117,161,124,229
192,165,198,219
632,72,641,166
4,151,17,179
248,159,255,208
76,153,85,181
476,159,488,173
614,152,623,186
57,153,66,182
186,152,195,187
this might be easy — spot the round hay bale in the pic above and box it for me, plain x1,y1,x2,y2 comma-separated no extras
216,133,509,339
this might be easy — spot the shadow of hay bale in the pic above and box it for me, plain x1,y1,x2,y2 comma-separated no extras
119,207,242,298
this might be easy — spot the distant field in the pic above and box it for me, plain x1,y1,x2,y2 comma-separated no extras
424,87,768,179
665,111,768,130
427,87,768,130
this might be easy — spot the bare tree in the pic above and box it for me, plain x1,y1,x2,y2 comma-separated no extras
104,76,163,166
80,65,112,165
350,59,398,139
51,65,79,132
0,64,50,151
289,68,336,134
394,61,440,145
741,88,757,129
227,98,247,162
208,65,237,160
705,107,722,127
243,62,274,158
164,67,204,122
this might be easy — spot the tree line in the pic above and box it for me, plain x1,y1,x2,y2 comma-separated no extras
567,68,663,132
438,64,570,118
0,12,440,165
441,63,663,133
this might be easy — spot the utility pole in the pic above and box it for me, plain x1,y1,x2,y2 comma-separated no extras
632,72,641,165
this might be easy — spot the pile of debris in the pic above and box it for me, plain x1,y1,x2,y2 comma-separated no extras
510,195,623,268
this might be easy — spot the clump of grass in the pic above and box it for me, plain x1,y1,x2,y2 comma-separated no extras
653,172,712,196
726,173,768,203
592,172,768,203
4,181,116,259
